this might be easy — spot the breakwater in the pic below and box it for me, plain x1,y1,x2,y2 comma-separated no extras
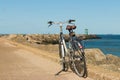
0,34,100,44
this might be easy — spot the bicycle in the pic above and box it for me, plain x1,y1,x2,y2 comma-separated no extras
48,20,87,77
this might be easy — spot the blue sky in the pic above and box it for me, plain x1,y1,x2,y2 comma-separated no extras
0,0,120,34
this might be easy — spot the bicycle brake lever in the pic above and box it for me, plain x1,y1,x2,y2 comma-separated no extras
48,24,52,27
48,21,53,27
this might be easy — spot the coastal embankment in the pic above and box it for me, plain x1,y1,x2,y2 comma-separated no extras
0,34,100,44
0,34,120,80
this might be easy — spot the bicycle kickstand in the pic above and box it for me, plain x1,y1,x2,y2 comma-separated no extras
55,69,65,76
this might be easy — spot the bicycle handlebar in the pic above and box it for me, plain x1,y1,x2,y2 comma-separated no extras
48,19,75,27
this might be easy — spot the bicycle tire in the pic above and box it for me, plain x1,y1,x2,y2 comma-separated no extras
59,43,68,71
70,42,87,77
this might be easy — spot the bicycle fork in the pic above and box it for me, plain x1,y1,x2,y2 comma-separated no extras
61,42,65,58
55,39,68,75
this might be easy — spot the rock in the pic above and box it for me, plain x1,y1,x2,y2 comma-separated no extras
85,49,106,61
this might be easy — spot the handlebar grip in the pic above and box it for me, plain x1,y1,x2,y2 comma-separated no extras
48,21,53,27
48,21,53,24
68,19,75,23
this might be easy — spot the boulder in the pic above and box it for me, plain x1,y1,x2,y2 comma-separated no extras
85,49,106,61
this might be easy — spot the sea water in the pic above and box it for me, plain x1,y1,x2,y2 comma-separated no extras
83,35,120,57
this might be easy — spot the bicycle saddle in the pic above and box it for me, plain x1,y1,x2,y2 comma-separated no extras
66,25,76,30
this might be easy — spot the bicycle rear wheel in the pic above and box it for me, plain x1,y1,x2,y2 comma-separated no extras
71,43,87,77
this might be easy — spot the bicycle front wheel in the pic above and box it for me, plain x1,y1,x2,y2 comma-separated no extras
59,42,68,71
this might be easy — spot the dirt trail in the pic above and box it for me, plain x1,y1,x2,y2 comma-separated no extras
0,38,92,80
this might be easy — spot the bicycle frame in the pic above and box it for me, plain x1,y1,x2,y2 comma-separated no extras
68,27,84,50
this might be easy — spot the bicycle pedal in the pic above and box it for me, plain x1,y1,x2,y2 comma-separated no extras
74,55,79,58
74,55,83,61
80,56,83,59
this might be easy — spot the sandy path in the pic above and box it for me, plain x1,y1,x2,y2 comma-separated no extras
0,38,92,80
